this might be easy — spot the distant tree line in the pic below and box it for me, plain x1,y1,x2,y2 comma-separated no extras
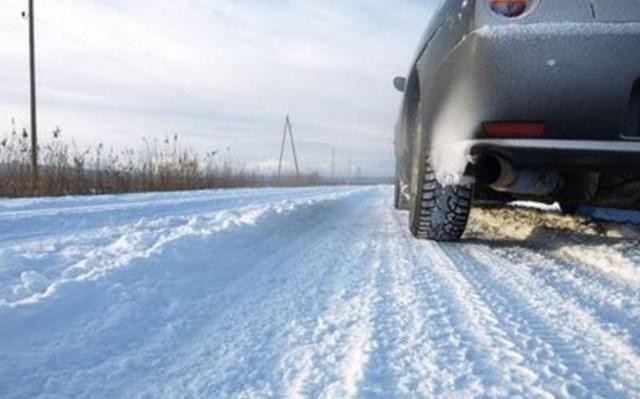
0,124,330,198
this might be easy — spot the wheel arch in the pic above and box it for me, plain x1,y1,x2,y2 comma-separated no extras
397,67,421,187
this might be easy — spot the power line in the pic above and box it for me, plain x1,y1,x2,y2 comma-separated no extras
40,20,218,109
60,1,194,82
0,0,22,14
1,0,224,113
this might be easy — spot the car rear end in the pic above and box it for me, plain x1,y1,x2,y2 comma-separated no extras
472,0,640,142
426,0,640,209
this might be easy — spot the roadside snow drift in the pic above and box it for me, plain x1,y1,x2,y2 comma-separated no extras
0,186,639,398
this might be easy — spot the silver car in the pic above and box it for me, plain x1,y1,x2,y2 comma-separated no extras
394,0,640,241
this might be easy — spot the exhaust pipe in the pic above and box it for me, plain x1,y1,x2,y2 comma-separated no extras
476,156,560,196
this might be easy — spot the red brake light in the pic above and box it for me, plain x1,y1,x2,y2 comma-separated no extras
483,122,546,138
489,0,530,18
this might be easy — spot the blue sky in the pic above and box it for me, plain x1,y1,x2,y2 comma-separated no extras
0,0,437,176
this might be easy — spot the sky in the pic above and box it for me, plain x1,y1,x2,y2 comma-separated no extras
0,0,438,177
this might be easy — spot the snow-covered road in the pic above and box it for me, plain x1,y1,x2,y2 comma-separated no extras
1,186,639,398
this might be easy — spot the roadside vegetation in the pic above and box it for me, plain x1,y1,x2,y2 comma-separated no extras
0,123,324,197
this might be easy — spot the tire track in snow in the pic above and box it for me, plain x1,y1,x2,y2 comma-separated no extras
279,244,377,399
458,244,640,396
3,186,640,398
362,212,483,398
479,242,640,352
129,189,379,398
435,242,619,397
0,189,374,398
276,195,389,399
417,240,576,398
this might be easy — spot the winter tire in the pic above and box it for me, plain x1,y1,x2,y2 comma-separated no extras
409,156,472,241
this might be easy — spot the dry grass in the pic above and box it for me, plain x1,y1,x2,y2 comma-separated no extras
0,124,324,197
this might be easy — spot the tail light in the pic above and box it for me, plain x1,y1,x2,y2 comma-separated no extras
489,0,531,18
483,122,546,138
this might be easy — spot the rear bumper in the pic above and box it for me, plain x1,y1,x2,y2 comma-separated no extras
467,139,640,172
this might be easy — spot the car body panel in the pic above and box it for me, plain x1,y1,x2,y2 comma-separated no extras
395,0,640,208
591,0,640,22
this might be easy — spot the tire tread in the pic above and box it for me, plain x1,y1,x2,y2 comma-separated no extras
411,157,472,241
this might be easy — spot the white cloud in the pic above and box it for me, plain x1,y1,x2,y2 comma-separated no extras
0,0,437,176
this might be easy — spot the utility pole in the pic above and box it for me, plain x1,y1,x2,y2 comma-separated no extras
28,0,38,189
277,119,287,177
287,116,300,176
277,115,301,178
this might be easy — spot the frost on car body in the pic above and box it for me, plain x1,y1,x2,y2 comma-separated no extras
393,0,640,241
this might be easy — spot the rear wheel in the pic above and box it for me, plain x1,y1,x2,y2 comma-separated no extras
407,99,472,240
409,156,472,241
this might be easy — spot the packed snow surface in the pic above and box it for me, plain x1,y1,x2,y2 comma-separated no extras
1,186,639,398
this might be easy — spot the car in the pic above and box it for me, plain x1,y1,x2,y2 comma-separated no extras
393,0,640,241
